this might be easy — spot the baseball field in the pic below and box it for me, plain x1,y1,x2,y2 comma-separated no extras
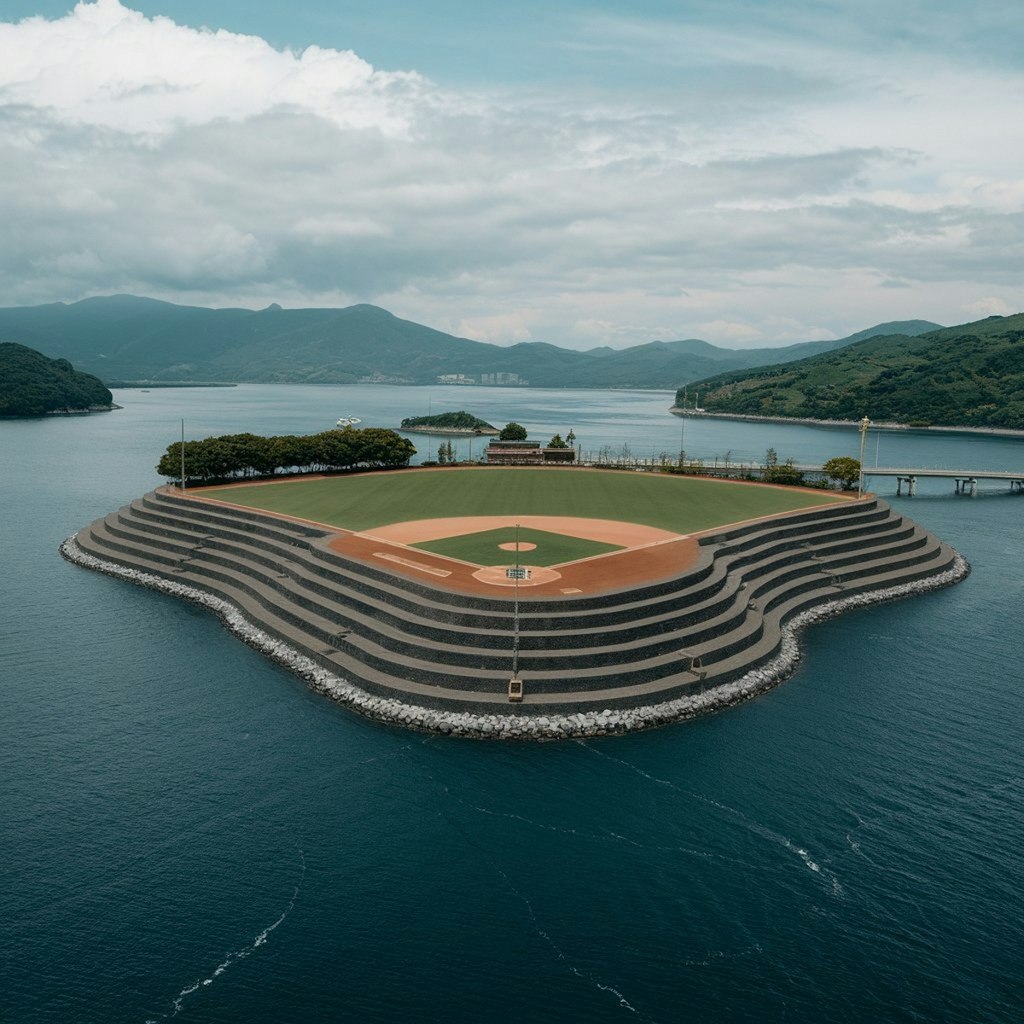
199,466,846,534
193,468,851,590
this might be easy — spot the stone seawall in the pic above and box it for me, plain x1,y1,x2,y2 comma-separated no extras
61,489,969,738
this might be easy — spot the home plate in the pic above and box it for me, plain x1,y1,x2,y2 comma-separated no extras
472,565,562,587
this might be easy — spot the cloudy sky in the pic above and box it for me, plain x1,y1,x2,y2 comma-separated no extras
2,0,1022,348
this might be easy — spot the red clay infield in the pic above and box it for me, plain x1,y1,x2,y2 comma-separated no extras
327,522,700,599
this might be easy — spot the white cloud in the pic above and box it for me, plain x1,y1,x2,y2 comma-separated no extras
964,296,1014,318
691,320,760,343
454,312,534,344
0,1,1021,347
0,0,425,135
569,318,679,346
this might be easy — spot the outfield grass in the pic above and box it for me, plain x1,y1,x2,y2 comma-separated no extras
198,467,846,534
412,526,623,567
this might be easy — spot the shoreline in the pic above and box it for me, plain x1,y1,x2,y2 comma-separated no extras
59,522,969,741
37,403,121,416
108,382,237,389
669,408,1024,440
399,425,500,437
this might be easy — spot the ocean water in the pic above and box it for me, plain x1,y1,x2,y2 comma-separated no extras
1,385,1022,1024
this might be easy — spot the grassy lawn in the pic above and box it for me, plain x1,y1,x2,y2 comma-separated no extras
198,467,845,534
412,526,623,567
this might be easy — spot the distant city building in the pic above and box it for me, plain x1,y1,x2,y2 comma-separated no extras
484,440,576,465
358,372,415,384
435,371,529,386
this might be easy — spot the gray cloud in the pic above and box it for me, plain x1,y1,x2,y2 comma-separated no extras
0,1,1021,347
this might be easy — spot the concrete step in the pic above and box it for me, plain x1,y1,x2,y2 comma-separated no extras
69,489,957,715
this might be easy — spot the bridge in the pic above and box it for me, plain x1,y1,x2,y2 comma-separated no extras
579,454,1024,497
863,467,1024,497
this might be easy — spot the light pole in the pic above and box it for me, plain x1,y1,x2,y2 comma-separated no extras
180,418,186,494
512,522,520,680
858,416,870,498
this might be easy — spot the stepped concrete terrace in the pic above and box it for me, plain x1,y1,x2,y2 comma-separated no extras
62,485,969,739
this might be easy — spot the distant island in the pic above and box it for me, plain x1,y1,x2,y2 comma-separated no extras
400,411,499,435
675,314,1024,431
0,342,117,417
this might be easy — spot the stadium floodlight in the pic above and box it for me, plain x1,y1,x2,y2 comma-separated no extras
858,416,870,498
507,523,524,700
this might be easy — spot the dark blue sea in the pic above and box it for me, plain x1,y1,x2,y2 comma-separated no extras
2,385,1021,1023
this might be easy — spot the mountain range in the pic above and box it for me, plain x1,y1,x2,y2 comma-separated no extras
0,294,941,390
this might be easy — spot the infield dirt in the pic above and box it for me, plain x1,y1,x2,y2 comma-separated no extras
191,467,855,599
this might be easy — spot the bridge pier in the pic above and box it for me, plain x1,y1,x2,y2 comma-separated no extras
869,467,1023,495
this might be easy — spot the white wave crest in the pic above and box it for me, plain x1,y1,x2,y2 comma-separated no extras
144,847,306,1022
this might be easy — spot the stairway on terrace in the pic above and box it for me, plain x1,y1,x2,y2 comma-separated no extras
72,489,957,714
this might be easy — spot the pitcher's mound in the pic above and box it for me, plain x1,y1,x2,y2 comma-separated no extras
472,566,562,587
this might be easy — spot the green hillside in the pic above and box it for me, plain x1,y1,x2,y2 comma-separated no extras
679,314,1024,429
0,295,938,389
0,343,114,417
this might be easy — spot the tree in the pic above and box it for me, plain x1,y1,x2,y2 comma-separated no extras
437,443,449,465
547,433,568,449
566,429,576,447
764,459,805,486
499,421,528,441
823,456,860,490
761,446,805,485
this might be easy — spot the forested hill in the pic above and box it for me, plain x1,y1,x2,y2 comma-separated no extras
400,411,498,432
0,343,114,417
678,314,1024,429
0,294,938,389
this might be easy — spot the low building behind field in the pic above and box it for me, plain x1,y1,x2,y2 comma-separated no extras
484,440,576,465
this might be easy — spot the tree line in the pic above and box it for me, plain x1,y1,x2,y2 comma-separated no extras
156,427,416,484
